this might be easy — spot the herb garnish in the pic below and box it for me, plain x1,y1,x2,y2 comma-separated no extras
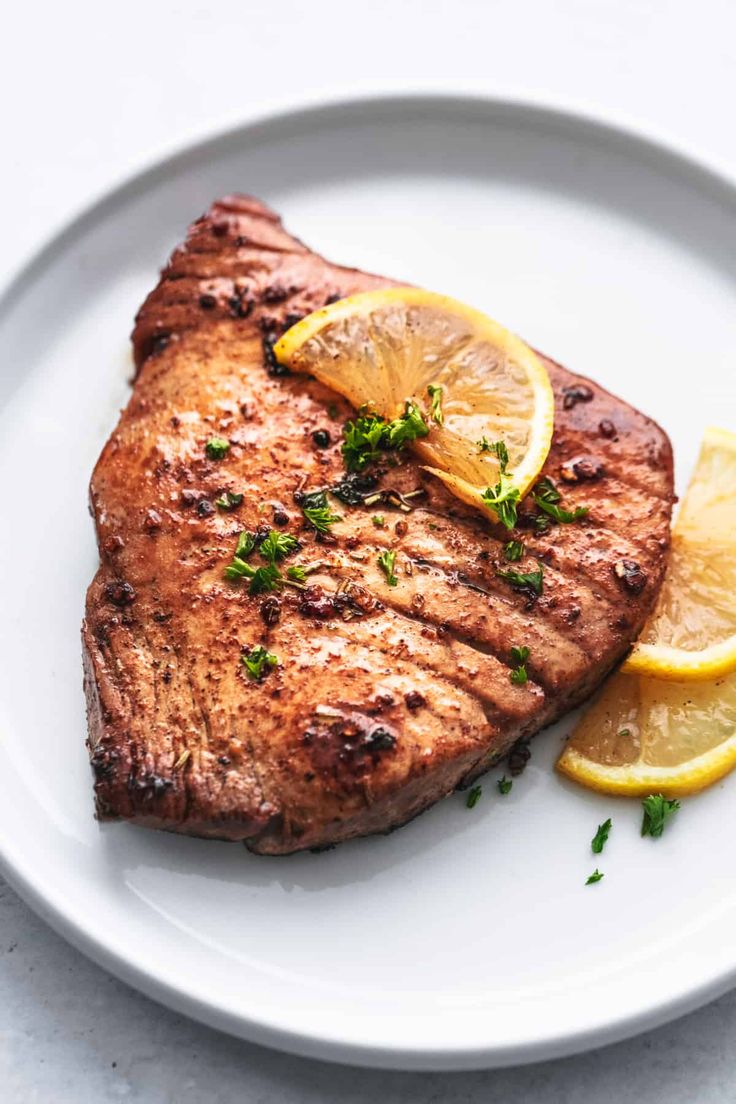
466,785,482,809
509,644,530,685
286,565,308,584
242,645,279,680
479,439,520,529
215,491,243,511
342,403,429,471
205,436,230,460
533,476,588,524
247,564,282,595
641,795,680,838
498,776,513,795
377,549,398,587
586,869,604,885
224,528,298,594
427,384,444,425
372,515,385,528
300,490,342,534
591,818,612,854
503,540,524,562
259,530,299,562
497,564,544,597
477,437,493,453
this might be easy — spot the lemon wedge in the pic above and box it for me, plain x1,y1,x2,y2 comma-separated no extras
274,288,554,522
622,426,736,681
557,669,736,797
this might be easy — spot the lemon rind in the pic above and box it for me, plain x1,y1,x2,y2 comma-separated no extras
622,636,736,681
557,733,736,798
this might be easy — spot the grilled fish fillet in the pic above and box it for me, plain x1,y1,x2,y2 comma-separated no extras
82,195,674,855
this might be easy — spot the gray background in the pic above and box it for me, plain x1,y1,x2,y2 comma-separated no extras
3,0,736,1098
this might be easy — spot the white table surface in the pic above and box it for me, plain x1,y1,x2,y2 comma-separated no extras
3,1,736,1099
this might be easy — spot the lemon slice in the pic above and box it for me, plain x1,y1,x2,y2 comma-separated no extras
622,426,736,681
274,288,554,519
557,669,736,797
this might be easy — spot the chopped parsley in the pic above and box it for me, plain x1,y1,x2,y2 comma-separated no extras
479,439,520,528
377,548,398,587
427,384,444,425
497,564,544,597
241,645,279,680
509,644,530,685
205,436,230,460
477,436,493,453
215,491,243,511
489,440,510,469
481,477,520,529
498,776,513,795
533,476,588,524
259,530,299,562
286,565,308,584
386,401,430,449
591,818,612,854
342,412,387,471
372,515,386,528
586,869,604,885
224,529,297,594
235,530,257,559
341,403,429,471
247,563,283,595
503,540,525,562
466,785,482,809
641,794,680,838
300,490,342,534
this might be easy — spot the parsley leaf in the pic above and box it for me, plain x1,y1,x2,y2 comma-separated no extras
224,558,256,582
641,794,680,838
490,440,509,472
215,491,243,511
497,564,544,597
259,530,299,563
286,565,308,584
466,785,482,809
586,869,604,885
481,475,520,529
242,645,279,680
225,530,288,594
247,564,283,595
342,413,387,471
533,476,588,524
301,490,342,534
591,818,612,854
427,384,444,425
509,644,530,686
341,403,429,471
503,540,524,562
372,515,385,528
205,436,230,460
234,530,257,559
377,549,398,587
498,776,513,795
477,437,493,453
385,401,430,449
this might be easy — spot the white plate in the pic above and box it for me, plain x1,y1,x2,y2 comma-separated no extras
1,94,736,1072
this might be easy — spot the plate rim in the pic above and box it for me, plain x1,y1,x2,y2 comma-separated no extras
2,89,736,1071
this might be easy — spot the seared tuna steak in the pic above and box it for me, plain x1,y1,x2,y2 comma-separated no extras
82,196,674,854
